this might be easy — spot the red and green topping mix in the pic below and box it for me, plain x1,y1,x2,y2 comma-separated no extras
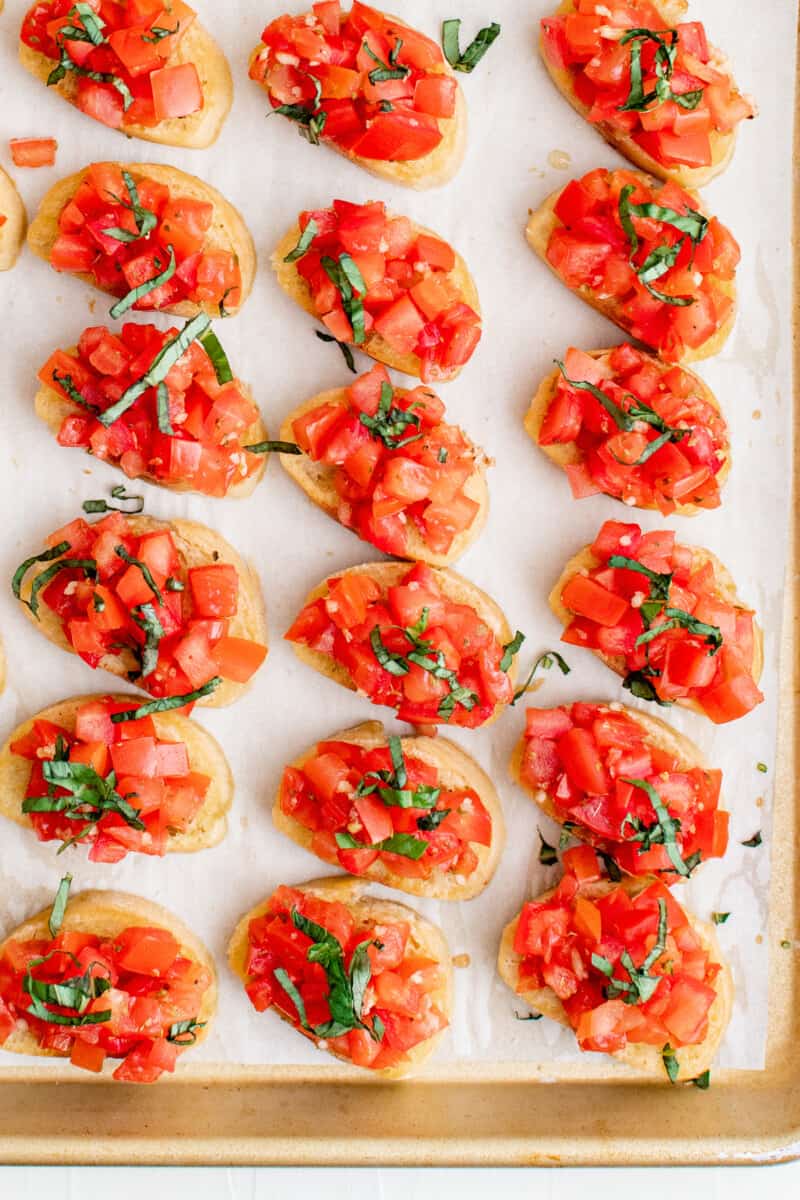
546,168,739,360
512,848,720,1072
250,2,457,161
559,520,762,723
13,511,267,701
285,562,518,727
22,0,204,132
242,884,447,1071
520,702,727,879
541,1,754,171
46,162,241,315
286,199,481,382
0,877,211,1082
11,695,212,863
290,363,483,558
41,316,264,498
539,344,728,512
281,734,492,881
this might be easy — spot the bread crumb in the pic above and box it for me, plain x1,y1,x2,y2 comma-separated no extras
452,953,470,968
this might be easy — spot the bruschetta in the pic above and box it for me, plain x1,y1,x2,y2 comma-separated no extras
0,876,216,1081
497,847,733,1082
275,720,505,899
13,510,268,708
0,165,26,271
249,2,466,189
0,693,233,862
539,1,755,189
279,363,489,565
284,560,518,728
28,161,255,318
550,520,764,723
228,874,452,1077
526,167,738,363
525,343,729,514
19,0,232,149
511,700,727,880
36,318,268,499
273,199,481,383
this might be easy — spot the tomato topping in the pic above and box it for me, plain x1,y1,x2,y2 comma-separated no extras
285,562,516,727
291,365,484,558
511,857,719,1062
20,0,202,134
543,168,739,361
241,884,447,1071
9,137,58,167
286,199,481,382
44,162,242,314
536,344,729,513
15,513,267,702
250,3,454,164
541,2,754,172
519,701,727,879
557,519,763,723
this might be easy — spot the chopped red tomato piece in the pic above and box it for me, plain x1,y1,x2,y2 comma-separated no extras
9,137,57,167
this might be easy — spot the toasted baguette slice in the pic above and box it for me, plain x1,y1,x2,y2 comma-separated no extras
19,2,232,149
290,560,515,725
28,163,255,318
0,693,233,853
272,219,480,381
17,516,268,708
498,877,733,1081
539,1,751,188
35,348,267,500
274,720,505,899
549,543,764,718
279,387,489,565
228,874,453,1078
0,165,26,271
525,173,736,364
0,888,216,1065
250,7,466,190
525,348,730,515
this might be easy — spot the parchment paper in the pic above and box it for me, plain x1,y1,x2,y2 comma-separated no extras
0,0,791,1077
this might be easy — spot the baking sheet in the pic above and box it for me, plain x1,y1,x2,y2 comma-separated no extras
0,0,791,1078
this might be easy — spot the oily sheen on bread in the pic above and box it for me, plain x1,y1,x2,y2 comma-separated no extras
17,516,268,708
0,693,234,853
539,0,747,189
525,348,730,515
227,874,453,1079
28,163,256,318
273,720,505,900
497,877,733,1081
19,1,233,149
0,888,217,1061
0,165,26,271
279,387,489,565
525,174,736,364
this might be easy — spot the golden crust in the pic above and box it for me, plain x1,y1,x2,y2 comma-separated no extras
272,218,481,382
227,874,453,1079
279,387,490,565
19,4,232,149
17,515,268,708
0,165,27,271
0,888,217,1066
273,720,505,900
35,347,267,499
525,174,737,364
0,693,233,853
524,348,730,515
539,0,749,189
27,163,256,318
548,543,764,717
289,560,515,725
497,877,734,1081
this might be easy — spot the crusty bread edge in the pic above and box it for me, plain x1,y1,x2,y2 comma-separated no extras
0,165,27,271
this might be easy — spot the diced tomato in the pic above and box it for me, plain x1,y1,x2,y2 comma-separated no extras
9,137,57,167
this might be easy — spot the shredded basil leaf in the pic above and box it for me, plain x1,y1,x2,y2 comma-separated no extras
500,630,524,673
167,1018,206,1045
712,912,730,925
741,831,762,848
511,649,571,706
130,601,165,677
288,909,383,1041
284,218,319,264
692,1069,711,1089
52,370,100,415
109,677,223,722
100,313,210,426
109,246,176,320
273,102,327,145
359,382,423,449
114,545,163,605
335,829,429,860
662,1042,680,1083
321,253,366,344
13,545,98,619
48,875,73,937
315,330,357,373
363,39,410,84
244,440,302,455
83,485,144,515
199,328,234,385
538,830,558,866
620,778,698,878
441,18,501,72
